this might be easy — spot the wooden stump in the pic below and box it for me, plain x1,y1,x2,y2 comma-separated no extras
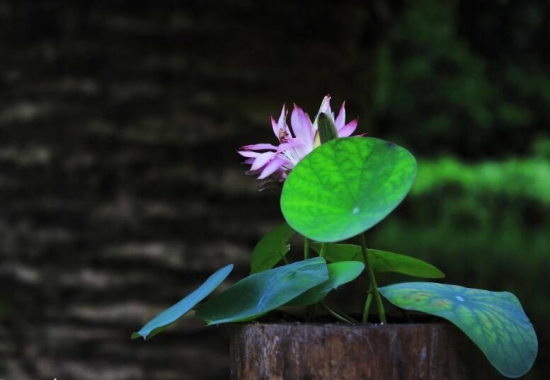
230,322,500,380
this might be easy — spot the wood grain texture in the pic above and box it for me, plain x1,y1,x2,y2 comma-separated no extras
230,322,501,380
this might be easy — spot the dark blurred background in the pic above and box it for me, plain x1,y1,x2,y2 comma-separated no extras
0,0,548,379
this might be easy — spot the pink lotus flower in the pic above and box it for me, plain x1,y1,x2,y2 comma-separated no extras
238,95,359,183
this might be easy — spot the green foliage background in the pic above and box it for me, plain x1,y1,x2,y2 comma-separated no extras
368,1,549,378
372,0,549,159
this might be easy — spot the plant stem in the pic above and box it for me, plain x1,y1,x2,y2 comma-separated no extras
321,302,358,324
362,285,373,324
280,253,290,265
319,243,327,258
360,233,387,324
303,236,315,320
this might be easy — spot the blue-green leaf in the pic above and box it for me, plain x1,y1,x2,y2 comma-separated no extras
286,261,365,306
131,264,233,340
379,282,538,378
195,258,328,325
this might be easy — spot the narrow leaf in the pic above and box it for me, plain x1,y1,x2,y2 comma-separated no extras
311,243,445,279
131,264,233,340
251,222,296,274
379,282,538,378
195,258,328,325
286,261,365,306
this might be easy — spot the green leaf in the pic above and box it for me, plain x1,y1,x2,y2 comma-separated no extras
195,258,329,325
286,261,365,306
379,282,538,378
250,222,296,274
318,112,338,144
368,249,445,278
311,242,363,261
281,137,417,242
311,243,445,279
131,264,233,340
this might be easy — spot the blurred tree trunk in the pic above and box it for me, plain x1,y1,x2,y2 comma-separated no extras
0,1,403,379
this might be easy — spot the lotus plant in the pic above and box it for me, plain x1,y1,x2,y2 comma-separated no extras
238,96,358,182
133,96,538,378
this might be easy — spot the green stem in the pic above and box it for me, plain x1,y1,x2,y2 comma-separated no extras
280,253,290,265
319,243,327,258
362,285,373,324
303,236,315,320
360,233,387,324
321,302,358,324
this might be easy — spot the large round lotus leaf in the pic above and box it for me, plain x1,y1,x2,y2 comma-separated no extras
281,137,417,242
379,282,538,378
